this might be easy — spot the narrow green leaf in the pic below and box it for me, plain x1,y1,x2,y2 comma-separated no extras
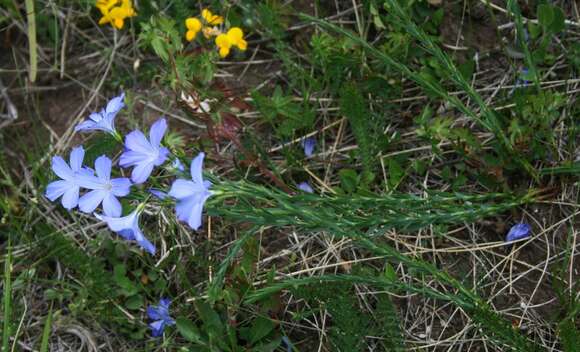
39,304,53,352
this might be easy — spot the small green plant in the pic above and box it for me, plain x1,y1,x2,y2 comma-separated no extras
510,90,565,161
251,86,314,138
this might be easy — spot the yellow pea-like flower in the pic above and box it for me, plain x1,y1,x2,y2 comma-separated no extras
215,33,231,58
201,8,224,25
214,28,248,57
184,8,248,58
185,17,202,41
96,0,116,12
96,0,135,30
113,18,124,29
120,0,136,16
226,27,247,51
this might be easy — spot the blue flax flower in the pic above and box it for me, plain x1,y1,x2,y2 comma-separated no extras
301,137,316,157
147,298,175,337
506,223,531,242
96,206,156,254
77,155,131,217
169,152,212,230
75,92,125,135
45,146,92,210
120,118,170,184
297,182,314,193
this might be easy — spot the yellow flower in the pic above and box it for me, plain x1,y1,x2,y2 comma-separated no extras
215,28,247,58
120,0,136,15
215,33,231,58
97,0,136,30
185,17,202,41
96,0,116,12
227,27,247,51
201,8,223,26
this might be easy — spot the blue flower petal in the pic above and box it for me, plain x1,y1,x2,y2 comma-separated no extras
190,152,205,185
131,221,156,254
102,194,122,217
130,162,154,184
69,146,85,173
45,180,70,201
76,174,104,190
149,320,165,337
175,196,195,223
297,182,314,193
61,187,80,210
506,223,531,242
301,137,316,157
175,192,211,231
110,178,132,197
169,179,197,199
105,92,125,115
75,120,97,132
119,151,148,166
187,193,212,230
149,189,168,200
94,155,112,181
96,209,156,254
51,156,74,180
155,147,170,166
159,298,171,310
118,229,136,241
96,210,138,232
78,189,107,213
149,118,167,147
134,226,156,254
147,306,163,321
124,130,152,155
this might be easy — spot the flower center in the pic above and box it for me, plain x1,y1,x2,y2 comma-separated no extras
150,147,160,161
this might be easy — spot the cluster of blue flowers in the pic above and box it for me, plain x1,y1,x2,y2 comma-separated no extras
45,92,219,335
45,92,213,256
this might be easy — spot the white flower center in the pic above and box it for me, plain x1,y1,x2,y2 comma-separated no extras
149,147,160,162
